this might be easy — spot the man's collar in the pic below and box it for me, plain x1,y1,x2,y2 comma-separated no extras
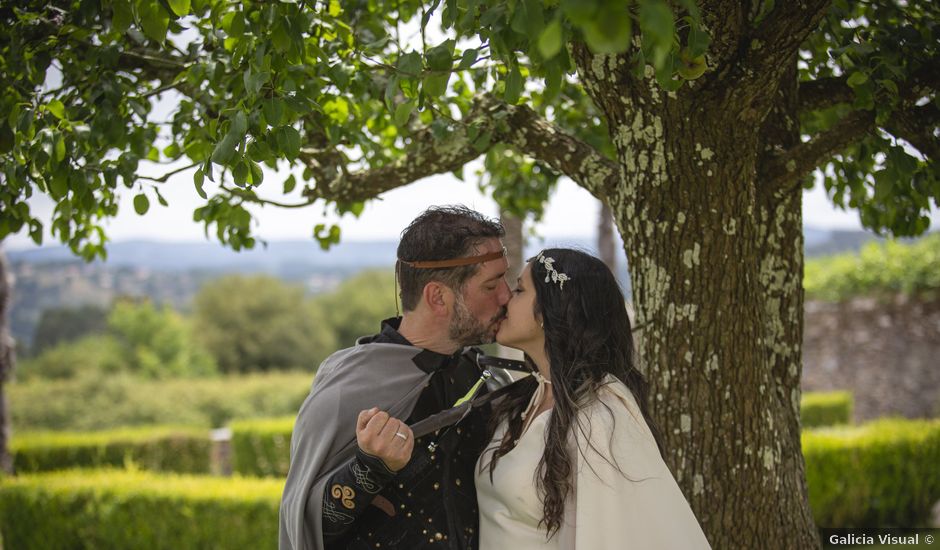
379,317,460,374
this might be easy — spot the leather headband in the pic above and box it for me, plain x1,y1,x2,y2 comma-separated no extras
398,248,505,269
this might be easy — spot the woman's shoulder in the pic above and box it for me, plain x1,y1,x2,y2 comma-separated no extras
574,375,651,444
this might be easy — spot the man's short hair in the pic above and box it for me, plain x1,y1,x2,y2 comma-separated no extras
397,206,505,311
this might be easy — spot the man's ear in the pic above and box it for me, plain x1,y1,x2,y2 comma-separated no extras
422,281,454,318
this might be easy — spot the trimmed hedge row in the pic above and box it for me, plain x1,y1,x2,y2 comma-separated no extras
231,416,294,477
228,392,857,477
803,418,940,528
801,391,853,428
0,469,281,549
12,426,211,474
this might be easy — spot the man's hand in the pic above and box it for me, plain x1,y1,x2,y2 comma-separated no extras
356,408,414,472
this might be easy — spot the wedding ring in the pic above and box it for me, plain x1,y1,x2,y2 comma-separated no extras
394,431,408,440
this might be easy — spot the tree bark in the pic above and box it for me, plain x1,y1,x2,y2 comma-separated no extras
597,201,617,273
573,45,821,549
0,243,16,474
499,211,525,279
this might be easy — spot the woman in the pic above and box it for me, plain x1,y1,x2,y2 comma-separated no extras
475,249,710,549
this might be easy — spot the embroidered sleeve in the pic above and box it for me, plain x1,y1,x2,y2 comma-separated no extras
321,447,398,542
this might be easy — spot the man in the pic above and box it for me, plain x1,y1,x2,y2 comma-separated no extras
280,206,512,550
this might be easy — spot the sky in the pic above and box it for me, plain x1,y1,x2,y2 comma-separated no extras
6,159,940,251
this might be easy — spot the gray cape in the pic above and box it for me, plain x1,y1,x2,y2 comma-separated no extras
279,342,434,550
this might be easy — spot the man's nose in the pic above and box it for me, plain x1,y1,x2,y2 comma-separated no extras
497,279,511,305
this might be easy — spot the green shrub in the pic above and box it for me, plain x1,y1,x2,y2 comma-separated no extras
0,469,281,549
801,391,853,428
12,426,211,474
803,418,940,528
231,416,295,477
17,334,124,381
9,370,314,431
804,234,940,302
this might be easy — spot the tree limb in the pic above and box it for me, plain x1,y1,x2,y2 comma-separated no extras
300,95,619,203
499,103,620,200
882,102,940,161
763,100,938,190
761,109,875,189
797,76,854,114
798,61,940,115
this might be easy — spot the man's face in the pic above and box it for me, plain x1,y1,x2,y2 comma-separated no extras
447,238,511,346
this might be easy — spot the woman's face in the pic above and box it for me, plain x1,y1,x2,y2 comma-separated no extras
496,262,544,354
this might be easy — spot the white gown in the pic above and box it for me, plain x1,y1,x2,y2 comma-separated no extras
475,375,711,549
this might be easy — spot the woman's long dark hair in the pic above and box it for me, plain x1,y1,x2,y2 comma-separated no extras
483,248,665,537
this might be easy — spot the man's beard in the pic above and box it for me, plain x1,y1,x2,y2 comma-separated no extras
449,294,504,347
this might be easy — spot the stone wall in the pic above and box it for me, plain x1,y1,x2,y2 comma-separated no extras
802,297,940,422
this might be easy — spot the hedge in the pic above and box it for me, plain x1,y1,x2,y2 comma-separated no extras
804,234,940,302
12,426,211,474
0,469,281,550
231,416,295,477
10,370,314,432
228,392,854,477
803,418,940,528
801,391,853,428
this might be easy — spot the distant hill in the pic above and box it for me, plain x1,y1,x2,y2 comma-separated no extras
1,227,893,350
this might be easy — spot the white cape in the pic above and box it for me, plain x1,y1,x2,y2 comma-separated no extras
476,375,711,549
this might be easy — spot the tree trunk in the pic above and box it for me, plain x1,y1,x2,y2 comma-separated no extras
575,49,820,549
499,211,524,279
597,201,617,273
0,243,15,474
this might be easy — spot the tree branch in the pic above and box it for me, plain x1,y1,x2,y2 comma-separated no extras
883,102,940,160
798,61,940,116
747,1,831,73
300,95,619,203
499,104,620,200
797,76,854,114
761,109,875,189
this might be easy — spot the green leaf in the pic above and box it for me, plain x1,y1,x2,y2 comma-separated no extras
246,71,270,95
233,161,249,186
167,0,190,17
394,101,415,127
423,73,450,98
847,71,869,88
277,126,301,159
163,142,181,158
262,99,284,127
504,65,523,104
230,111,248,139
134,193,150,215
538,19,564,60
137,0,170,43
283,174,297,193
112,0,133,33
582,5,633,54
54,135,66,162
194,169,207,199
397,51,423,77
249,160,263,185
47,100,66,120
425,40,455,72
211,133,239,164
457,49,479,70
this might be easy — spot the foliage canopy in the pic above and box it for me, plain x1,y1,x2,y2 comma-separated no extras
3,0,935,259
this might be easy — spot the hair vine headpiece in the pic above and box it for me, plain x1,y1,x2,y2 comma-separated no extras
536,251,570,290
